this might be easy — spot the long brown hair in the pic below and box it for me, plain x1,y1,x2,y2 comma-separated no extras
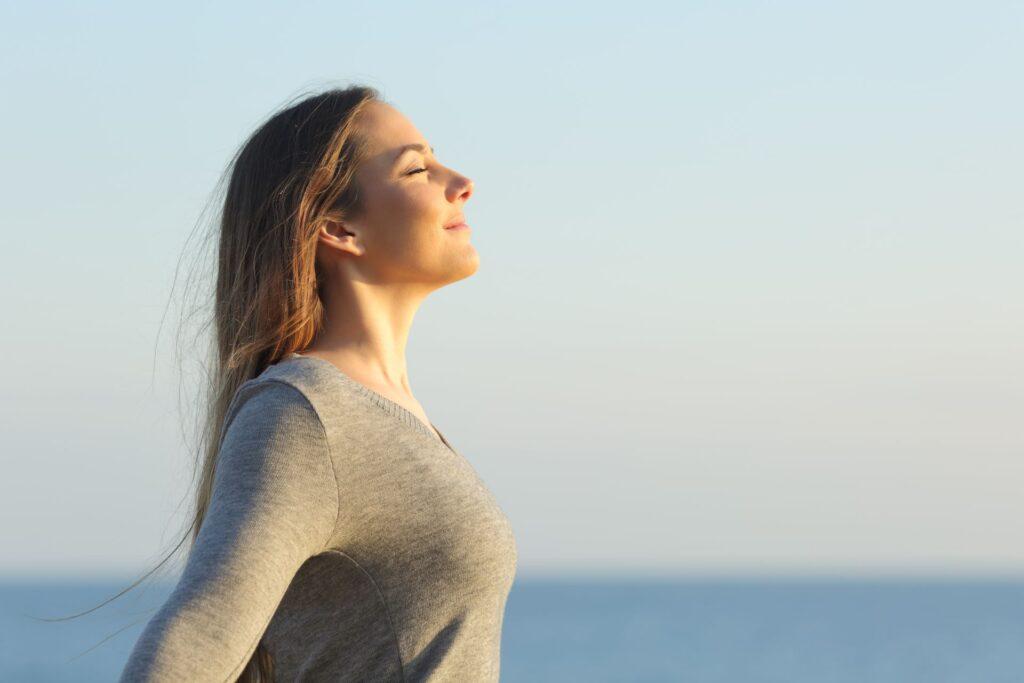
36,83,383,682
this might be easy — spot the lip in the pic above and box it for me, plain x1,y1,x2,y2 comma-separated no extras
444,222,470,231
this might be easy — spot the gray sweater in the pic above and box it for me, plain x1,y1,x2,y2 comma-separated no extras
119,352,518,681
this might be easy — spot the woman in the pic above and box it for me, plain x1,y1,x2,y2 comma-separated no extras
118,85,518,681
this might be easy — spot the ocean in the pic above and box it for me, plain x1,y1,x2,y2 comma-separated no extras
2,576,1022,681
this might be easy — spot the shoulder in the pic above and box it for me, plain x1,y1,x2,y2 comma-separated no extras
225,354,344,432
223,379,321,441
215,362,341,534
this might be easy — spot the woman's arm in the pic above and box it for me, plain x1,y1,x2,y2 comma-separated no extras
119,379,340,682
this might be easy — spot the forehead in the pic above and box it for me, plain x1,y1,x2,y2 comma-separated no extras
357,101,427,160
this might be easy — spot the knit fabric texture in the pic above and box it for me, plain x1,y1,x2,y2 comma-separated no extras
119,352,518,681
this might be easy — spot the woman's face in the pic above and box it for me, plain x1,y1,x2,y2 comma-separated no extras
322,100,477,288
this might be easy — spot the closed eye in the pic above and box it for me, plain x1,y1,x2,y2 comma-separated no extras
406,167,427,176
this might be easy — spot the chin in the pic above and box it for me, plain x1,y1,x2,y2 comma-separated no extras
445,250,480,284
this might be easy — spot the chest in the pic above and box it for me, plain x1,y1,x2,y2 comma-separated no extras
326,419,518,598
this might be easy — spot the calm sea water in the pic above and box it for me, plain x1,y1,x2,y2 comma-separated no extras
1,576,1022,681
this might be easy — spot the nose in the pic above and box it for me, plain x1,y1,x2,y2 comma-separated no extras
449,173,473,203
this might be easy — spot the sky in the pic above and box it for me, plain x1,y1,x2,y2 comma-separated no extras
0,1,1021,580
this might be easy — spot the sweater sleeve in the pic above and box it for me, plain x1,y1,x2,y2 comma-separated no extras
118,379,340,682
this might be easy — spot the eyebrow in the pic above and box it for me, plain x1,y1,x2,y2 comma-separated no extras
393,143,435,165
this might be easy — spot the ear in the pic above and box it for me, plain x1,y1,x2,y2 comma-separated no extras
316,218,364,257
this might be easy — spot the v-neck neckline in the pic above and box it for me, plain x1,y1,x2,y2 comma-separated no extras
286,352,457,454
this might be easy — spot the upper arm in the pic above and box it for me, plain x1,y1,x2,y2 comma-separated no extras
119,380,340,682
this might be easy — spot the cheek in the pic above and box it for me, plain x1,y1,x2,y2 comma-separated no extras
373,201,443,260
381,184,440,230
362,184,447,268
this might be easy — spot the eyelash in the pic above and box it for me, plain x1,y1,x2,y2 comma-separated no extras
406,167,427,176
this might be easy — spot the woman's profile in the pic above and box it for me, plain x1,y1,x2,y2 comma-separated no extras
117,85,518,681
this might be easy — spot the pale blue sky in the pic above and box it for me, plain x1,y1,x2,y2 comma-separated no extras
1,1,1021,579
